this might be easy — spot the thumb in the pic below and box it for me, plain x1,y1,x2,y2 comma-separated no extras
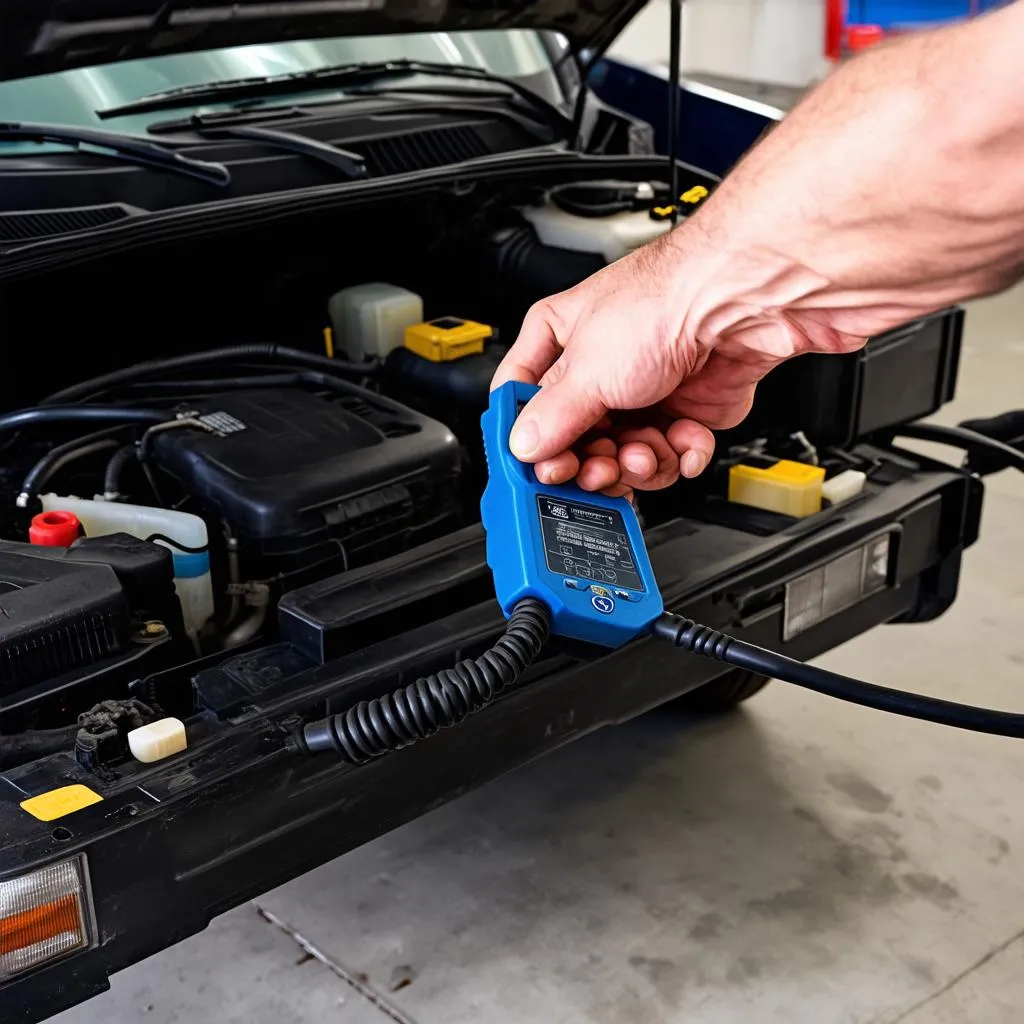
509,374,606,463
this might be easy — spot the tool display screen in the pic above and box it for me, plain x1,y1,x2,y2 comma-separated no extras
537,495,645,592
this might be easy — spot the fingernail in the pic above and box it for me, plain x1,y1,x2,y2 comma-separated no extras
624,450,654,476
683,450,709,478
510,418,539,459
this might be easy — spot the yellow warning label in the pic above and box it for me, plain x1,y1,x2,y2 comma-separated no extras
21,785,103,822
680,186,709,204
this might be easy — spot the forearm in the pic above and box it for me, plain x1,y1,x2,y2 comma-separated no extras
672,1,1024,339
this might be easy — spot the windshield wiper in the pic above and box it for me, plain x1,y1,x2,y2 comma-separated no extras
180,121,366,179
0,122,230,186
97,60,571,133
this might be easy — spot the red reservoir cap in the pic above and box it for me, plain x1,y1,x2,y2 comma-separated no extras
29,510,82,547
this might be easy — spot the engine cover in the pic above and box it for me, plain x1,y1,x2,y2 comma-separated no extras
149,384,462,574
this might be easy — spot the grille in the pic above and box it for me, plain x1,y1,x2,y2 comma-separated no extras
0,204,134,242
358,125,496,177
0,611,124,692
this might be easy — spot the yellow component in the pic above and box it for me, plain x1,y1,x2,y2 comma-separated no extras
323,326,334,359
651,204,676,220
680,185,709,204
404,317,493,362
20,785,103,822
728,460,826,518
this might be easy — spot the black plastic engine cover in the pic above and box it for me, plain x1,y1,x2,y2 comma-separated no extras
0,535,177,701
150,385,461,543
0,545,126,695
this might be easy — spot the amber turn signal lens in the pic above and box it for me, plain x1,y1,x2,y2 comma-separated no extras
0,857,93,980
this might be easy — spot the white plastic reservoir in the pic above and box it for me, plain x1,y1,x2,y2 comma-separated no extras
40,494,214,642
520,202,672,264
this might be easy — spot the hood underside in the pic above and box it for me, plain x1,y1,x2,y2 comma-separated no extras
0,0,649,82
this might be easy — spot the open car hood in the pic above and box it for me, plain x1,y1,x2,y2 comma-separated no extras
0,0,648,82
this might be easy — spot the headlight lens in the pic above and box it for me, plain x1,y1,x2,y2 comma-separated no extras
0,856,94,981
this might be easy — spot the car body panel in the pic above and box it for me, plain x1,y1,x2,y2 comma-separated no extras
0,0,648,82
0,451,983,1022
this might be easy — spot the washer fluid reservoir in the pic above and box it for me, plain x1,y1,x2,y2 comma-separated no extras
520,181,673,264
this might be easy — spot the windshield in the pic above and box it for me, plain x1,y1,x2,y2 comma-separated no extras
0,30,558,138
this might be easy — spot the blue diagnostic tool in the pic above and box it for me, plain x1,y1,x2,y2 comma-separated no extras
481,381,664,648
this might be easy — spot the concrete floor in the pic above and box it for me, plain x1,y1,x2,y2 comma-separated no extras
51,291,1024,1023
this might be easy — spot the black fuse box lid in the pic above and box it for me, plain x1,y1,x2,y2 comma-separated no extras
738,307,963,448
150,385,460,540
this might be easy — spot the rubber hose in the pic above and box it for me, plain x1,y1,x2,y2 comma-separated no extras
653,613,1024,739
94,371,359,401
42,344,372,406
0,406,165,437
103,443,139,499
296,599,550,762
111,372,319,395
19,430,123,504
896,422,1024,475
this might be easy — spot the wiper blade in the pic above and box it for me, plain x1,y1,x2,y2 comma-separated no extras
0,122,230,187
98,60,570,133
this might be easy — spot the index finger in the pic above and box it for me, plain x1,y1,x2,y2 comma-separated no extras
490,300,565,390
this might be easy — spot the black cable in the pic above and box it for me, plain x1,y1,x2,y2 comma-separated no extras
103,443,139,499
0,406,165,437
653,613,1024,739
294,598,550,762
42,344,374,406
895,422,1024,475
18,429,124,506
144,532,207,554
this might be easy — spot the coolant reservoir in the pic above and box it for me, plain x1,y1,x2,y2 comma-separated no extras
520,182,672,264
328,283,424,361
39,495,214,642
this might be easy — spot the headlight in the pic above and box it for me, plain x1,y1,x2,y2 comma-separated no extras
784,534,892,641
0,856,94,981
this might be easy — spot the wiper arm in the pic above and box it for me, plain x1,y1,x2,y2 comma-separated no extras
0,122,230,187
97,60,570,133
192,122,367,180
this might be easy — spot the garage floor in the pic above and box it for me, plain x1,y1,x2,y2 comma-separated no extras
51,289,1024,1024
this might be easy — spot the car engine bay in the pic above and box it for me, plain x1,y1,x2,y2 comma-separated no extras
0,172,965,776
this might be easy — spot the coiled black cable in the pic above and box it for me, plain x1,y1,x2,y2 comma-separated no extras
42,344,372,406
296,599,550,762
653,613,1024,739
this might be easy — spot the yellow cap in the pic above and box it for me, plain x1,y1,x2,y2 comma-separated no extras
728,459,826,518
404,317,493,362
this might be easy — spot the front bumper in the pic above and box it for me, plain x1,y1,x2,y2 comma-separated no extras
0,447,982,1022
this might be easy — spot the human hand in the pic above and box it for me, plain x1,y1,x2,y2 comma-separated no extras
490,223,883,497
